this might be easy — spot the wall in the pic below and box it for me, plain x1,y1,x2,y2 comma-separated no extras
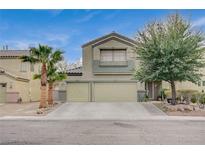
0,74,30,102
0,57,41,102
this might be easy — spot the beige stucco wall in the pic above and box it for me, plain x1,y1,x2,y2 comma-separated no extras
82,45,93,79
0,75,30,102
0,57,41,102
0,58,29,77
162,80,205,92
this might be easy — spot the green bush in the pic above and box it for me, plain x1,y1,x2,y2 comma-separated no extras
144,93,149,102
199,94,205,104
191,95,197,104
160,88,168,100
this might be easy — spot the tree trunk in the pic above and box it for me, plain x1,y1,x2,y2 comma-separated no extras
39,63,47,109
39,85,47,108
48,82,53,106
170,80,176,105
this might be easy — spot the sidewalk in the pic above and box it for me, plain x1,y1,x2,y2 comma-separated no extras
0,102,61,117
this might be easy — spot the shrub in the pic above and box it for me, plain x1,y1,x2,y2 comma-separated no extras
160,88,168,100
177,89,198,104
144,93,149,102
191,95,197,104
164,89,171,98
199,94,205,104
198,94,205,109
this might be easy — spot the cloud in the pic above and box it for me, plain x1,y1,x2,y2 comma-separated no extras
43,33,69,44
32,9,64,17
47,10,64,17
0,40,39,50
26,31,70,48
104,10,121,20
0,32,70,50
76,10,101,23
192,17,205,27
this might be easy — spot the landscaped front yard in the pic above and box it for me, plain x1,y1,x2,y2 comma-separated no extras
154,102,205,117
0,102,61,117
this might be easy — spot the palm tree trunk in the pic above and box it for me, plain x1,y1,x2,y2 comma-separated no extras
39,63,47,109
48,82,53,106
170,80,176,105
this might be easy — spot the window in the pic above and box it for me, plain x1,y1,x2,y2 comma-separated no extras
100,49,126,62
203,81,205,86
198,81,201,87
100,51,112,61
113,51,126,61
20,62,27,72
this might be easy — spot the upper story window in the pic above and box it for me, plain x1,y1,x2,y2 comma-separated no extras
20,62,27,72
100,49,126,62
100,51,113,61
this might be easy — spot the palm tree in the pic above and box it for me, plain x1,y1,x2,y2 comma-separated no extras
33,50,67,106
47,69,67,106
21,44,52,108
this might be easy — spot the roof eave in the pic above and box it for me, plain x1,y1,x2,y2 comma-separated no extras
82,32,137,48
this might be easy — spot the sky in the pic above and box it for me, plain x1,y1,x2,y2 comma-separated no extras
1,9,205,62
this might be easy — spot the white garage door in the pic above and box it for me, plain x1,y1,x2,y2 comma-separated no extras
93,82,137,102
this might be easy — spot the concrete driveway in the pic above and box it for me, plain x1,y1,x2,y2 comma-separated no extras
47,102,166,120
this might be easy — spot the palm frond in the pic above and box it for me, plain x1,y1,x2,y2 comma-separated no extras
33,74,41,80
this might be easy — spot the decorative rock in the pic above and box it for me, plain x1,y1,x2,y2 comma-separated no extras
36,109,44,114
177,106,184,112
184,106,193,112
167,106,177,112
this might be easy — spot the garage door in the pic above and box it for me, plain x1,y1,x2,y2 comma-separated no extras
93,82,137,102
67,83,90,102
0,84,6,104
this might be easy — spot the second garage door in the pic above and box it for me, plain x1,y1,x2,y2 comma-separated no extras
93,82,137,102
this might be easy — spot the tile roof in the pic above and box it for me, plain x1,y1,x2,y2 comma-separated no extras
67,67,82,76
0,50,30,57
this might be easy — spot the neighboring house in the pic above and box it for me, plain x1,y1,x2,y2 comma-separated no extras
67,32,205,102
0,50,40,103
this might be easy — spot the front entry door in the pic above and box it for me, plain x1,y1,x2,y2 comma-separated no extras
147,82,153,99
146,81,161,100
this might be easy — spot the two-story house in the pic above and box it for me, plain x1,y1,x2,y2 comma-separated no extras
66,32,145,102
0,50,40,103
66,32,205,102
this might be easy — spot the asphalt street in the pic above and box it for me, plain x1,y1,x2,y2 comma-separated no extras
0,119,205,144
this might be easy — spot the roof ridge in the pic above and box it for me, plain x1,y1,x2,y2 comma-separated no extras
82,32,136,47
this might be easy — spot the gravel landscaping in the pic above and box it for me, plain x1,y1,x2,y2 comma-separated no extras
154,101,205,117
